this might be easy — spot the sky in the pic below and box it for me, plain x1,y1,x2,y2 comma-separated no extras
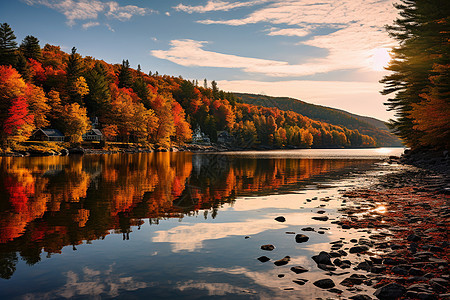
0,0,400,121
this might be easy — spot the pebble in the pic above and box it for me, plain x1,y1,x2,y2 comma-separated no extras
274,256,291,266
290,266,309,274
257,256,270,263
292,279,308,285
275,216,286,222
261,244,275,251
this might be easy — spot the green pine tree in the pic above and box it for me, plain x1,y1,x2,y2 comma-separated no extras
118,59,132,88
19,35,42,62
66,47,85,103
84,62,111,119
0,23,18,66
15,53,31,81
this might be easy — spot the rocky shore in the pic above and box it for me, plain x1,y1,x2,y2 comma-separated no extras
252,150,448,299
291,155,449,299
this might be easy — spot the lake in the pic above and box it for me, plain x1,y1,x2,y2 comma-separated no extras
0,148,404,299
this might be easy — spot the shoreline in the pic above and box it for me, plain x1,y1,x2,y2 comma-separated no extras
304,161,449,299
1,144,405,158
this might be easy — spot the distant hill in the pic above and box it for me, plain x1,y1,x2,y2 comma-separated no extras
234,93,403,147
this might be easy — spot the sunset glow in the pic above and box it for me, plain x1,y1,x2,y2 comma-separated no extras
372,48,391,71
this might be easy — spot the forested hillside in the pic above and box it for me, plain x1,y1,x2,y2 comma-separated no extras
235,93,402,147
0,23,382,150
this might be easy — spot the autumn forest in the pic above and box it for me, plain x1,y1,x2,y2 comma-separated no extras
0,23,381,150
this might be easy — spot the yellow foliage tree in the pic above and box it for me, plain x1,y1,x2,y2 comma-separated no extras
24,84,50,128
74,76,89,97
61,103,91,143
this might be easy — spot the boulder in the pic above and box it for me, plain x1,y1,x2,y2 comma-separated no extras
312,251,333,265
373,283,406,299
313,278,335,289
295,234,309,243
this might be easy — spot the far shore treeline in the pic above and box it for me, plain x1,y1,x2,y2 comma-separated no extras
0,23,380,150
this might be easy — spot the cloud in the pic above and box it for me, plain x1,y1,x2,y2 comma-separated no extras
177,281,256,296
82,21,100,29
105,2,155,21
22,265,148,299
151,39,355,77
189,0,397,73
152,218,287,252
174,0,270,14
24,0,155,26
267,27,311,37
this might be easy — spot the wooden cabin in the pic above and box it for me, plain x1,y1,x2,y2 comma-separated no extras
31,128,65,142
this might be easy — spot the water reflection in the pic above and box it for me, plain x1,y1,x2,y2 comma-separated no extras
0,152,381,281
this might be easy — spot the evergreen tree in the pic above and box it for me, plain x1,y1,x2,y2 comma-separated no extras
118,59,132,88
19,35,42,62
66,47,85,103
203,78,207,89
211,80,218,99
15,53,31,82
84,62,111,119
380,0,450,148
133,76,150,108
0,23,18,66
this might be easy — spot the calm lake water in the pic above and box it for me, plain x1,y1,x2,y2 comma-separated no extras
0,148,404,299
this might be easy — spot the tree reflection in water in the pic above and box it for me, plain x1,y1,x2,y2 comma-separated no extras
0,152,376,279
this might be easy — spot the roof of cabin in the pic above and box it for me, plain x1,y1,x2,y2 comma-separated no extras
35,128,65,137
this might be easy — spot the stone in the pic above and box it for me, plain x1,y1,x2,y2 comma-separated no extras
290,266,309,274
318,263,337,271
295,234,309,243
257,256,270,263
328,288,343,294
313,278,335,289
275,216,286,222
301,227,315,231
293,279,308,285
274,256,290,266
312,251,333,266
349,295,373,300
409,268,424,276
312,216,329,221
356,261,372,272
261,244,275,251
350,245,370,253
373,283,406,299
370,256,383,264
391,266,408,275
407,234,422,242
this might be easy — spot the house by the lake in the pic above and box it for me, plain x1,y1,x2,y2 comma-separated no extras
191,126,211,145
82,129,103,141
31,128,65,142
217,131,234,145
